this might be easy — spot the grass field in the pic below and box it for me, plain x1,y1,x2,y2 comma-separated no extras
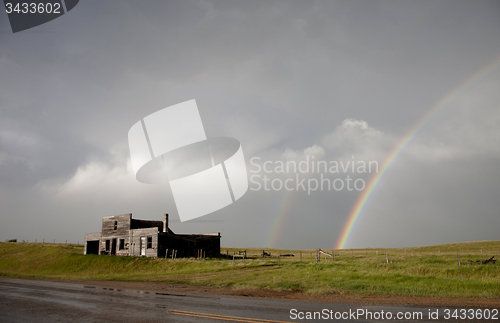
0,241,498,299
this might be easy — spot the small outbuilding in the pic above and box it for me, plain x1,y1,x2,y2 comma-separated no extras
84,213,220,258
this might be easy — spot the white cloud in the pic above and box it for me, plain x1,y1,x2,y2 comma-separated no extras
37,145,134,199
282,144,325,161
321,118,395,162
55,161,131,195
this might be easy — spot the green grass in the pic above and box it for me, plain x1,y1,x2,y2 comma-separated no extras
0,241,499,298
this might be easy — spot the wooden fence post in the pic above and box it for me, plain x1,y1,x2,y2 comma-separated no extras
386,252,389,264
457,253,461,267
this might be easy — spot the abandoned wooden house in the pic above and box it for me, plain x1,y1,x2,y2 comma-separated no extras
84,213,220,258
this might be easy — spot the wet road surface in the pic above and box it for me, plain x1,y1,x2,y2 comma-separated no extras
0,278,488,322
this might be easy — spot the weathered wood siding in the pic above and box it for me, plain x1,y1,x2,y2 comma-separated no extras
130,227,159,257
84,213,219,258
100,214,133,256
102,214,132,236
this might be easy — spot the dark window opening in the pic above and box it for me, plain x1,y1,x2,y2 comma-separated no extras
105,240,110,251
113,221,117,230
119,239,125,250
147,236,152,249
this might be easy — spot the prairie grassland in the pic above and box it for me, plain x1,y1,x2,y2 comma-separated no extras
0,241,498,298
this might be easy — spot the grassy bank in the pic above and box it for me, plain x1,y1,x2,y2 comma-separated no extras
0,241,499,298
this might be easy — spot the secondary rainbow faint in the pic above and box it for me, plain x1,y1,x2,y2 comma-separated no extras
266,188,296,247
335,54,500,250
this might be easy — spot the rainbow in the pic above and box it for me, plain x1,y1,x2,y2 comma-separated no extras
335,54,500,249
266,189,296,247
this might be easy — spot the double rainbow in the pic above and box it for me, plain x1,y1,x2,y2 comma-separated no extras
335,54,500,249
264,54,500,249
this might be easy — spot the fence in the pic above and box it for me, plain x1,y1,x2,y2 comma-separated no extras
220,247,498,268
4,239,81,244
232,251,245,264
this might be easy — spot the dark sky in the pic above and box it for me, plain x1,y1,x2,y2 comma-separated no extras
1,0,499,249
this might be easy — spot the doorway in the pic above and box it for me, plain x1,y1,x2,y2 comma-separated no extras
86,240,99,255
111,238,117,255
140,237,146,256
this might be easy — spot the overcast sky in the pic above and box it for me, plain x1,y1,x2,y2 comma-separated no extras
1,0,499,249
